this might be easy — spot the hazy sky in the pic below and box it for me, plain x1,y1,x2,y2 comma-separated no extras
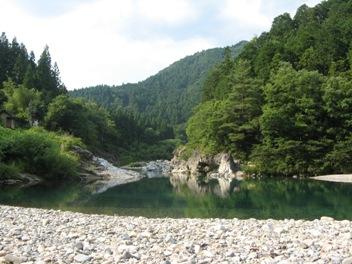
1,0,321,89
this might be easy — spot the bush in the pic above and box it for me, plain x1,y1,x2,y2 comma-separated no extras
0,163,20,180
0,126,82,180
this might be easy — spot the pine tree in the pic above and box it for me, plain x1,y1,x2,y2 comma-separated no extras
0,33,10,86
37,46,55,98
37,46,65,102
23,52,38,89
218,60,263,160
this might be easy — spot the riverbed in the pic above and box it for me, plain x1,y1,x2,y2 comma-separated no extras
0,205,351,263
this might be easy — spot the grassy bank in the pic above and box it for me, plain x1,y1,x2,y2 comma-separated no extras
0,127,82,181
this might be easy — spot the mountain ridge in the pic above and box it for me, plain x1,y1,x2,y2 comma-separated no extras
70,41,247,129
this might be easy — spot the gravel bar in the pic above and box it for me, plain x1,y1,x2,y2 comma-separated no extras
0,205,351,264
311,174,352,183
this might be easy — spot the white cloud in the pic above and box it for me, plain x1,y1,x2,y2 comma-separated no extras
218,0,324,44
303,0,322,7
0,0,326,89
221,0,271,29
136,0,197,25
0,0,211,88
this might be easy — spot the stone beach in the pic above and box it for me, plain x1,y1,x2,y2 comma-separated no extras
0,206,351,264
311,174,352,183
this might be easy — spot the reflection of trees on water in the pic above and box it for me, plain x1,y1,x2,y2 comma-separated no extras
170,177,352,219
0,178,351,219
170,172,242,198
0,182,89,209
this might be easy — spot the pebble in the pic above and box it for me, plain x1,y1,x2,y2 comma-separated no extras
4,254,26,264
343,257,352,264
74,242,84,251
74,253,91,262
0,205,351,263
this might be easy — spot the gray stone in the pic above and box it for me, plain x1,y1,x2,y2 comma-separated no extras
164,234,176,244
120,233,130,241
74,242,84,251
4,254,26,264
120,250,134,260
74,254,91,262
342,257,352,264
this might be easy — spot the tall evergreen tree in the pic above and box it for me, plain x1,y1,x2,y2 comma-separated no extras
0,33,10,86
36,46,66,102
218,60,263,160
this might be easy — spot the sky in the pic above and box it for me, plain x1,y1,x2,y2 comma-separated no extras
1,0,321,89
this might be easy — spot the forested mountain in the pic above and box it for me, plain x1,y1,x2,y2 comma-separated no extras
186,0,352,177
0,32,179,172
70,41,247,131
4,0,352,178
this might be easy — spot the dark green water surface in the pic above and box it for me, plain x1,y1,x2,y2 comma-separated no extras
0,178,351,219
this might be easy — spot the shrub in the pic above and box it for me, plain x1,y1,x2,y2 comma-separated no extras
0,126,82,180
0,163,20,180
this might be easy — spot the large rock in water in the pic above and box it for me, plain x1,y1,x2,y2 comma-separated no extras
141,160,172,178
170,148,244,197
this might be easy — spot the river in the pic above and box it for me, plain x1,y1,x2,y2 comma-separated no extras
0,175,351,219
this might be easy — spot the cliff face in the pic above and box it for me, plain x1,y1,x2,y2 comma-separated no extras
170,148,245,197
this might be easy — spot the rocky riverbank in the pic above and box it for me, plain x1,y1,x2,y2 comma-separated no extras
0,206,351,264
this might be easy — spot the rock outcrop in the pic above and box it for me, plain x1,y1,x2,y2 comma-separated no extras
124,160,172,178
88,157,143,194
72,146,144,193
170,148,244,197
141,160,172,178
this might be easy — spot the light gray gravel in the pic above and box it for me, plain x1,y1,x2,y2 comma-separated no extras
0,205,351,264
311,174,352,183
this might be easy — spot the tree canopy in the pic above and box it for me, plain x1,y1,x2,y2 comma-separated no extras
186,0,352,176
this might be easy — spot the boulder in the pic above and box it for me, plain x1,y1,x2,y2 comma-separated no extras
141,160,172,178
71,146,94,161
170,148,244,197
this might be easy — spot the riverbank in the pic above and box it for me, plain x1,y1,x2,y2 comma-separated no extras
0,206,351,264
311,174,352,183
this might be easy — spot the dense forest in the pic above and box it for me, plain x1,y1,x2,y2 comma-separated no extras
186,0,352,177
70,42,247,138
0,33,181,180
3,0,352,179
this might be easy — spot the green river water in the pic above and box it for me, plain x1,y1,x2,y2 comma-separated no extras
0,177,351,219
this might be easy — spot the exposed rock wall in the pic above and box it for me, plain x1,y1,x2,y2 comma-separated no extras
170,148,245,197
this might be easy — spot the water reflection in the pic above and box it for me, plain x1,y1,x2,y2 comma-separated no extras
0,177,351,220
170,172,241,198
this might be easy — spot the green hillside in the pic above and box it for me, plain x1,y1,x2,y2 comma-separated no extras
186,0,352,176
70,41,247,129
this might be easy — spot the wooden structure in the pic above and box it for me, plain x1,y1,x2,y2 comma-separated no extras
0,110,16,129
